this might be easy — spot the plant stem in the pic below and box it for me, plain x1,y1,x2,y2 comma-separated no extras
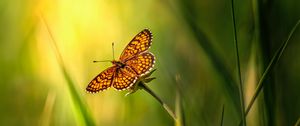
139,82,177,121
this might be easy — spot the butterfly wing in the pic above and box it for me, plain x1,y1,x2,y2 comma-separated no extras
112,66,138,90
125,52,155,76
86,66,116,93
119,29,152,61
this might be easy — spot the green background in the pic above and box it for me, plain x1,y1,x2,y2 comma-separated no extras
1,0,300,125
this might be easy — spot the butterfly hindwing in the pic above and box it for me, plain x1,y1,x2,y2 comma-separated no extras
112,66,138,90
125,52,155,76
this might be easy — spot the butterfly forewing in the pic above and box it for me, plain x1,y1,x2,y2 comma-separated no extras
119,29,152,61
86,66,116,93
125,52,155,76
112,66,138,90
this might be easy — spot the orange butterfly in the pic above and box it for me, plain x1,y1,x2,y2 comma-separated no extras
86,29,155,93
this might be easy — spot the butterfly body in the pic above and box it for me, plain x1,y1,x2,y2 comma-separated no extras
86,29,155,93
111,60,126,68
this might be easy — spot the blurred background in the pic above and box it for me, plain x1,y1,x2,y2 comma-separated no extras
1,0,300,125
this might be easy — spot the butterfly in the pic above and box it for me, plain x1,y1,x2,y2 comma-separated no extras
86,29,155,93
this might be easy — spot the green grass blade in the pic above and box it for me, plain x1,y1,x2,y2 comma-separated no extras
238,20,300,126
175,75,185,126
230,0,246,125
220,104,225,126
41,15,96,126
245,19,300,116
175,91,182,126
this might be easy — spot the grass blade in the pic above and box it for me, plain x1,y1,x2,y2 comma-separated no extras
238,20,300,126
175,74,185,126
41,15,95,126
245,19,300,116
231,0,246,125
220,104,225,126
175,91,183,126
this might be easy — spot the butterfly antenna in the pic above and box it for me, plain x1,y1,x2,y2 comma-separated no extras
93,60,111,63
112,42,115,60
93,43,115,63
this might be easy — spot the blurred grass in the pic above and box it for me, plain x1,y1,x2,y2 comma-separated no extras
174,0,241,116
245,19,300,116
41,15,95,126
239,19,300,126
1,0,300,125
